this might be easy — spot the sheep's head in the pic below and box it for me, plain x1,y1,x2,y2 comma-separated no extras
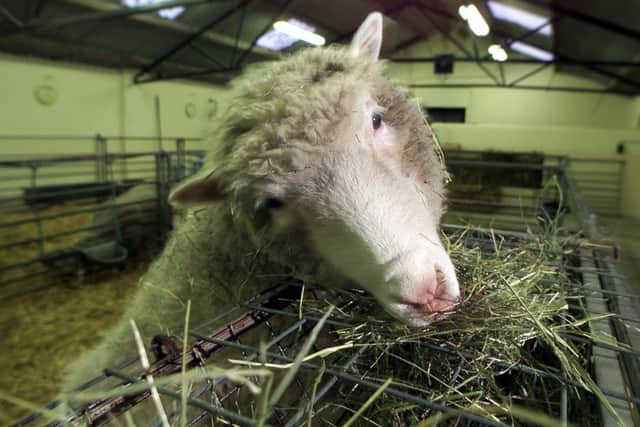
170,13,460,327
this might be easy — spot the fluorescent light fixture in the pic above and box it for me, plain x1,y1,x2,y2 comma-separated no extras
273,20,325,46
488,44,508,62
122,0,185,20
510,41,554,61
257,18,323,51
458,4,490,37
487,1,551,36
157,6,185,20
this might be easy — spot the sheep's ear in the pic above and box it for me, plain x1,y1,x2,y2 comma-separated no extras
350,12,383,61
169,172,225,208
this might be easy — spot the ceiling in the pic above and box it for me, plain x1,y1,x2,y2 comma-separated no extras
0,0,638,94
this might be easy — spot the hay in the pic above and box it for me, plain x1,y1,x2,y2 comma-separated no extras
0,263,144,423
0,202,158,423
285,228,619,426
0,209,623,425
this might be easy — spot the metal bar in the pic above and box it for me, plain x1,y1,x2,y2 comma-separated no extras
0,198,156,231
408,83,637,96
157,318,309,427
511,18,555,44
0,151,202,167
0,220,160,278
134,66,238,85
561,333,640,358
233,0,294,68
492,27,640,92
594,256,640,405
194,336,509,427
416,4,501,85
229,2,246,66
390,57,640,67
329,2,409,45
508,63,550,86
412,4,640,92
523,0,640,42
3,0,216,34
60,285,300,424
405,339,640,405
446,159,558,170
0,2,24,28
28,165,45,258
0,269,51,291
546,281,640,300
187,41,228,70
245,303,353,327
134,0,253,83
104,369,257,427
0,223,124,253
0,134,204,142
13,356,141,426
29,0,47,22
283,346,368,427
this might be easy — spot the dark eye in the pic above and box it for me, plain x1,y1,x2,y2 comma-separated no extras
372,112,382,130
264,198,285,209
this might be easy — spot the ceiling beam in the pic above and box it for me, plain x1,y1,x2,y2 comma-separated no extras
391,57,640,67
408,83,636,96
415,3,640,93
8,0,217,31
415,3,501,85
0,32,230,84
0,3,23,29
523,0,640,43
134,0,256,83
22,0,278,60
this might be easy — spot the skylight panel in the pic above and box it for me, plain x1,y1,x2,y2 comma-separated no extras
122,0,185,20
510,41,554,61
257,18,322,51
487,1,552,36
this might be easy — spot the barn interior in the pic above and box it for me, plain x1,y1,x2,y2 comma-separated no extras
1,0,640,426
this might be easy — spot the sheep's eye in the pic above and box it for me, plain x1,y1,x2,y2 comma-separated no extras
372,112,382,130
264,198,285,209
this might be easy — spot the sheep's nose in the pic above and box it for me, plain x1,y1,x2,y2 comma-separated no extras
403,267,459,316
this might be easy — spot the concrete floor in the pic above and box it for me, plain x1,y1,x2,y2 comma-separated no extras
598,216,640,296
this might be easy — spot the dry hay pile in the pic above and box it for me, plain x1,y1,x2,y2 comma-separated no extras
0,203,155,423
1,225,626,426
0,263,144,424
286,229,616,426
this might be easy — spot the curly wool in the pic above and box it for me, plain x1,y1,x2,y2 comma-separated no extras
61,44,447,395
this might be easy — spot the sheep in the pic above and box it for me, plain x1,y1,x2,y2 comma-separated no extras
61,12,461,404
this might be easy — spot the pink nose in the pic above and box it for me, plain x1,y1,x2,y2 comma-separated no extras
404,268,458,317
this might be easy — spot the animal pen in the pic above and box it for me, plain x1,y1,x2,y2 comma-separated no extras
3,142,639,426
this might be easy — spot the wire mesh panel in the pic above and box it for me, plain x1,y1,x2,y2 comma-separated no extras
443,150,570,232
568,157,625,217
6,150,638,426
0,147,205,302
15,227,640,426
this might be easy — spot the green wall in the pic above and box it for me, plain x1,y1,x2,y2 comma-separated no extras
1,39,638,218
0,54,231,156
387,34,640,219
